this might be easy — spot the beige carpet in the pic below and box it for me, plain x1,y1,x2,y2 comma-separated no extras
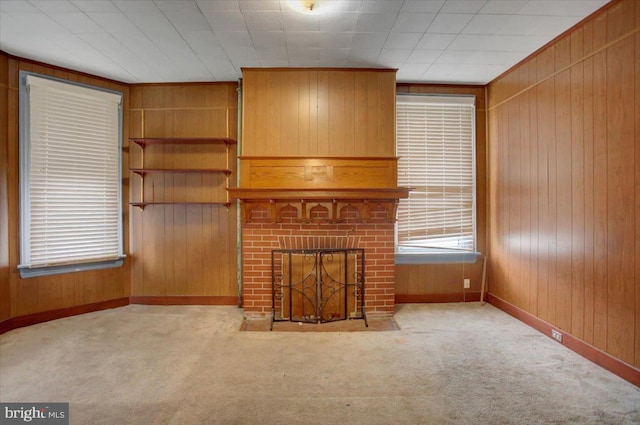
1,303,639,425
241,316,399,331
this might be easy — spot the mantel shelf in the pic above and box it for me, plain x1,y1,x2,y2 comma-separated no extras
227,187,410,201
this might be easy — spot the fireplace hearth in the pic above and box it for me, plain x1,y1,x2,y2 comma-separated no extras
271,248,366,329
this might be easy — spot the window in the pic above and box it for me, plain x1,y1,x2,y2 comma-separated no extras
395,94,477,263
19,73,124,277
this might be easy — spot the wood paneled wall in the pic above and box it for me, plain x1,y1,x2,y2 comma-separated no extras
395,84,487,300
0,52,130,318
128,83,238,300
0,53,10,321
487,0,640,368
242,68,396,157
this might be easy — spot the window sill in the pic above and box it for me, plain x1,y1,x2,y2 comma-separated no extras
395,250,481,265
18,257,125,279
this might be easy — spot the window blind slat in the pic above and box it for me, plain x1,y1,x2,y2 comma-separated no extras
21,74,123,269
396,95,476,251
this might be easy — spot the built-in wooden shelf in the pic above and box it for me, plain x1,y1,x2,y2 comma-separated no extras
129,137,236,210
130,168,232,176
130,137,236,147
131,201,231,209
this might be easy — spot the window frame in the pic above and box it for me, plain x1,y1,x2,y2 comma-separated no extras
18,71,125,278
395,93,480,265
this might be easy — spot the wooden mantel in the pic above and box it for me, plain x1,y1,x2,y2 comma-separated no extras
228,157,410,223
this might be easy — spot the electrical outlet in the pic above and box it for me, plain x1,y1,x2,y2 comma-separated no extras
463,278,470,289
551,329,563,343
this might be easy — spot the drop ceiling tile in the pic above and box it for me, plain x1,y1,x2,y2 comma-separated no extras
256,46,288,61
441,0,485,14
360,0,402,13
422,63,505,84
384,32,422,49
242,10,283,31
320,13,359,32
87,12,140,34
226,46,259,62
318,48,350,64
462,14,508,35
287,47,320,62
400,0,446,13
281,10,321,31
163,9,212,32
347,48,381,64
195,0,240,11
70,0,119,12
396,63,430,81
249,31,286,48
391,13,436,33
318,32,354,48
127,10,176,33
202,11,247,31
285,31,320,48
3,12,68,33
77,32,125,51
416,33,456,49
519,0,609,17
406,49,443,64
0,1,39,12
216,30,254,48
377,48,412,64
182,31,225,53
478,0,528,15
238,0,280,11
48,12,105,34
29,0,80,13
427,13,474,33
332,1,364,13
355,12,397,32
111,1,158,12
448,34,549,52
350,32,388,49
154,0,200,11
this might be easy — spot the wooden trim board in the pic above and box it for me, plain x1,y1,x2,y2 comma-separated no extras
0,298,129,335
487,293,640,387
395,293,481,303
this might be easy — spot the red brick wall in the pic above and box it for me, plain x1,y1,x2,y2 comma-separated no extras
241,206,396,318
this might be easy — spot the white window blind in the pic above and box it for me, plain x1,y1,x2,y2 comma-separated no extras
396,95,476,252
19,74,123,274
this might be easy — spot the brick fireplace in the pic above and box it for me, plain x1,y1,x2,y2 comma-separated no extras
240,205,396,318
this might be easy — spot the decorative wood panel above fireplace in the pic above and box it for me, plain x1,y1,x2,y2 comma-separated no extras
227,156,410,223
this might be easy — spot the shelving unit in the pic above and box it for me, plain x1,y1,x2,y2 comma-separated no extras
129,137,237,209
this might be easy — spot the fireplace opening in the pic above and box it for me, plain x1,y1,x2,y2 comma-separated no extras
271,248,367,329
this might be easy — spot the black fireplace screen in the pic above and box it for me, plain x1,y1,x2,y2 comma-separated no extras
271,248,367,328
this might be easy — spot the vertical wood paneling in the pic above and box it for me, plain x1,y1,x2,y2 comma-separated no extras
129,83,238,298
605,36,635,365
242,69,396,157
555,68,572,332
488,0,640,368
0,53,10,321
1,56,130,318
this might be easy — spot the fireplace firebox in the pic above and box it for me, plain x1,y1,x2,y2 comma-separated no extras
271,248,367,329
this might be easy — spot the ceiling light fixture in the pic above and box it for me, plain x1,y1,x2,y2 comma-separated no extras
287,0,323,15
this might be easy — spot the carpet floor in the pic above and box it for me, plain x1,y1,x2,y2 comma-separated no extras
1,302,639,424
